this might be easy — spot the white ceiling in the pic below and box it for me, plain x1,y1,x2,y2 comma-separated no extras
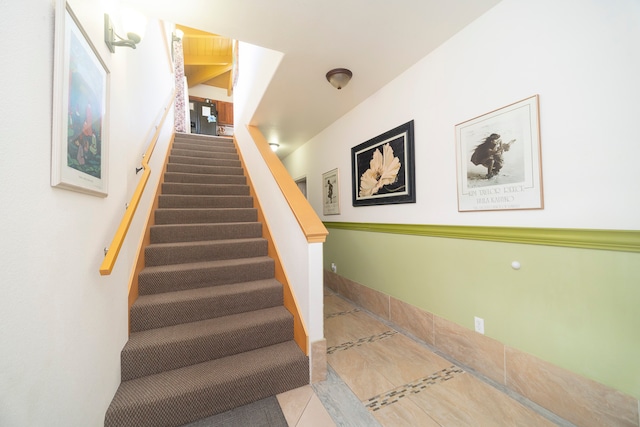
130,0,502,158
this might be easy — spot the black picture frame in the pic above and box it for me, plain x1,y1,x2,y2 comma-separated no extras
351,120,416,206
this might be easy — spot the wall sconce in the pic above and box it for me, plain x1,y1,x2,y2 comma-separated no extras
326,68,353,90
269,143,280,152
104,9,146,52
172,28,184,43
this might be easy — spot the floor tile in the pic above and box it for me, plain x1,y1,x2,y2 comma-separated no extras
328,346,397,400
276,385,314,427
352,332,452,386
407,371,557,426
371,396,441,427
296,394,336,427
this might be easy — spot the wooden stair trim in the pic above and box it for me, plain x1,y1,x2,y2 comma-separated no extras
233,137,309,355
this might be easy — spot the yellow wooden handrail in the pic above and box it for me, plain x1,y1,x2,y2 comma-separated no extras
99,92,176,275
246,125,328,243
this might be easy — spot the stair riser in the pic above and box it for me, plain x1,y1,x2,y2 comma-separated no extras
130,280,283,332
168,155,241,168
174,134,232,144
150,223,263,244
154,208,257,225
164,172,246,185
121,312,293,381
173,138,235,151
161,183,250,196
144,239,268,266
171,148,239,161
138,259,275,294
166,163,243,176
172,141,236,153
158,196,253,209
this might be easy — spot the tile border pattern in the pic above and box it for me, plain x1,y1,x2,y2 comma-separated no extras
326,330,398,355
364,366,465,412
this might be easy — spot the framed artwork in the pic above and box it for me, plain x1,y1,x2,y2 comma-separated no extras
455,95,543,212
351,120,416,207
322,168,340,215
51,0,110,197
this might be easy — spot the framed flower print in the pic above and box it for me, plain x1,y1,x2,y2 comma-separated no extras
351,120,416,206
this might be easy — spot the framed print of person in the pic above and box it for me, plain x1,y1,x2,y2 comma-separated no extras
455,95,543,212
322,168,340,215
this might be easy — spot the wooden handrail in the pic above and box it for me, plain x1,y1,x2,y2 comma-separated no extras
246,125,328,243
99,92,176,275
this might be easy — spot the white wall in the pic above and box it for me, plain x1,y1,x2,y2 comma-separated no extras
0,0,175,425
284,0,640,231
189,84,233,103
234,42,324,344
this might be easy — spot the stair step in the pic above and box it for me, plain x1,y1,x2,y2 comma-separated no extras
158,195,253,209
166,162,243,176
173,139,235,150
149,222,263,244
170,148,239,161
154,207,257,225
144,238,268,266
161,182,250,196
104,341,308,427
122,306,293,381
168,155,241,168
174,133,233,144
164,171,246,185
130,279,284,332
138,256,275,295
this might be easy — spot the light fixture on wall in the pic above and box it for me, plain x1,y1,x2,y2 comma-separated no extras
326,68,353,90
104,8,147,52
172,28,184,43
269,143,280,152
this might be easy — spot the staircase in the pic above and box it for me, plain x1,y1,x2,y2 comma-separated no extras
104,133,309,427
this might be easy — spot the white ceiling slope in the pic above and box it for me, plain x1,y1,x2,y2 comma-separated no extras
130,0,502,158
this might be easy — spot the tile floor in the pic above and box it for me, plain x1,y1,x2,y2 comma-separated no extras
276,288,573,427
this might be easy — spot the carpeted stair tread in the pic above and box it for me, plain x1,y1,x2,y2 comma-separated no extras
161,182,250,196
170,148,239,160
121,306,293,381
130,279,284,332
163,171,246,185
172,138,237,154
158,194,254,209
154,207,258,225
144,238,268,266
166,163,244,176
149,222,263,244
168,155,241,168
104,341,308,427
138,256,275,295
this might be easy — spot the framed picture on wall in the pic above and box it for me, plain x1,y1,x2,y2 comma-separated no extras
351,120,416,207
51,0,110,197
455,95,543,212
322,168,340,215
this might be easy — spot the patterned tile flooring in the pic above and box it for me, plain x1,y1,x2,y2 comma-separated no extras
314,288,573,427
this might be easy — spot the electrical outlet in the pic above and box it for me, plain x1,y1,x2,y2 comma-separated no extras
331,263,337,273
474,316,485,334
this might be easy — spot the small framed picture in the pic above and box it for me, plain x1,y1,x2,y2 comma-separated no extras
351,120,416,207
51,0,110,197
455,95,543,212
322,168,340,215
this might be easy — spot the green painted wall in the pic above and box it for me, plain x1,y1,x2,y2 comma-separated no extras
323,225,640,399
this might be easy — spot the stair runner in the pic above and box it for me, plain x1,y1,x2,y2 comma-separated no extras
104,133,309,427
